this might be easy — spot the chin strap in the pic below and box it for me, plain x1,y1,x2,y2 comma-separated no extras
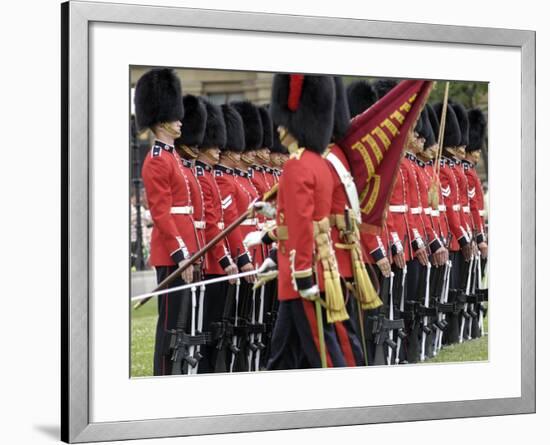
180,145,199,159
160,122,181,138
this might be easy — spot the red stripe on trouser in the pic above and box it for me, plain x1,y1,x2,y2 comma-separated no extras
334,322,356,367
301,300,333,367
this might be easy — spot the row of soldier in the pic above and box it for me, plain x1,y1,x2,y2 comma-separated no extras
133,69,488,375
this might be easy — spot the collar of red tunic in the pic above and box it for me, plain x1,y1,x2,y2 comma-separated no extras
153,139,174,152
195,159,212,172
214,164,234,175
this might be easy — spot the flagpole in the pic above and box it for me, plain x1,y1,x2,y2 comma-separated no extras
434,81,450,178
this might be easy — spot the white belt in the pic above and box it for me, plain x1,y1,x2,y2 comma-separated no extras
240,218,258,226
410,207,422,215
452,204,461,211
170,206,194,215
438,205,447,212
194,221,206,229
463,206,471,213
431,210,440,217
217,222,225,230
389,205,408,213
423,207,432,215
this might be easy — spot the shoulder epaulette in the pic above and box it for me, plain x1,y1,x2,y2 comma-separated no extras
151,145,162,158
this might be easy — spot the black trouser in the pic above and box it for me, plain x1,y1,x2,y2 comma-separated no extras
444,251,467,345
336,287,366,367
153,265,190,376
197,276,229,374
267,298,347,370
403,258,422,363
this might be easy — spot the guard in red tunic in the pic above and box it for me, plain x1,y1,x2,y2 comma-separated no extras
214,104,257,371
434,103,472,344
465,107,488,338
174,95,208,265
465,108,488,259
135,68,198,375
248,106,272,198
264,74,349,369
192,99,240,373
323,76,378,367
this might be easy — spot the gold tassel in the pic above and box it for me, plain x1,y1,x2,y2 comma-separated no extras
313,218,349,324
323,268,349,323
345,226,383,310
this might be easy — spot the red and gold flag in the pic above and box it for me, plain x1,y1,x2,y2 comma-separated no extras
339,79,433,233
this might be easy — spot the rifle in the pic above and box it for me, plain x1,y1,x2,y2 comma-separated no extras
419,262,432,362
458,254,474,343
134,184,279,310
394,265,408,365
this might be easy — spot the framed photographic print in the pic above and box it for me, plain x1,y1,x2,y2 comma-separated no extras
62,0,535,442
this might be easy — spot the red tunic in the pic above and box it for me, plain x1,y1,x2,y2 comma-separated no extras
324,144,354,278
141,140,199,266
463,161,486,243
411,156,443,253
263,166,277,189
234,168,263,266
276,149,334,300
213,165,252,269
439,158,470,252
195,160,232,276
248,165,270,197
424,161,450,246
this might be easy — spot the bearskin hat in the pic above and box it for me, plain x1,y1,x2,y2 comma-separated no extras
467,108,487,152
134,68,184,131
433,103,461,148
426,103,440,141
346,80,378,119
258,106,274,149
420,108,436,148
450,102,469,147
373,79,399,99
414,109,424,135
220,104,245,152
198,99,226,149
332,76,351,142
174,95,207,147
230,101,263,151
270,74,335,154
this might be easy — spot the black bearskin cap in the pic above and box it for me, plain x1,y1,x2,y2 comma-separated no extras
198,99,226,149
346,80,378,118
221,104,245,152
258,106,274,149
332,76,351,141
420,108,436,148
414,110,423,134
174,95,207,147
433,103,461,148
134,68,184,131
426,103,440,142
467,108,487,152
231,101,263,151
451,102,469,147
373,79,399,99
270,74,335,154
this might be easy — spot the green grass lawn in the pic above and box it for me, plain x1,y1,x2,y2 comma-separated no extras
131,297,157,377
131,300,488,376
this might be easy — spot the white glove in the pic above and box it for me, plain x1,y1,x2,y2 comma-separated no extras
253,201,276,219
298,285,320,301
258,257,277,273
243,230,264,249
